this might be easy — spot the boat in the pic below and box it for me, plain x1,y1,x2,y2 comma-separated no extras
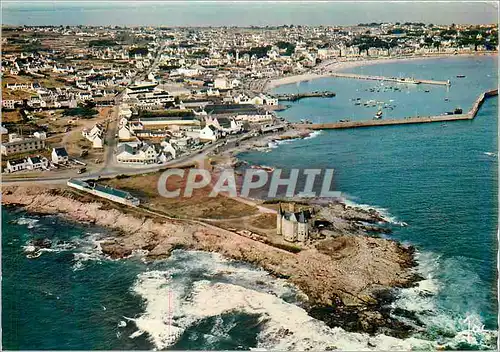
454,107,463,114
444,98,449,102
456,74,466,78
374,110,383,119
424,89,430,93
354,102,361,105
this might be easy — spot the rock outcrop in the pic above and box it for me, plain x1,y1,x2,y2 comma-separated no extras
3,185,418,337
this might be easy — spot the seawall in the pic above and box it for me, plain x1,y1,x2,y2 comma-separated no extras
294,88,498,130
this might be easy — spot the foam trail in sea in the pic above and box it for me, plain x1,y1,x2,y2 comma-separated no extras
130,250,436,351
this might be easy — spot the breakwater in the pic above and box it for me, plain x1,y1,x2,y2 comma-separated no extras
275,91,336,102
294,88,498,130
328,72,451,86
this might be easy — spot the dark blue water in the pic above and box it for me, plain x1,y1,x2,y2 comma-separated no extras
1,209,152,350
1,210,301,350
240,56,498,342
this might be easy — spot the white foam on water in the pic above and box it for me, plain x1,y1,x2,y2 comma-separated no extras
70,232,108,270
23,245,37,253
16,216,40,229
267,141,278,149
391,250,497,350
303,130,323,140
341,196,405,225
130,251,436,351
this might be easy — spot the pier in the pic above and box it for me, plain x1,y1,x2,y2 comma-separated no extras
294,89,498,130
275,91,336,102
328,72,451,86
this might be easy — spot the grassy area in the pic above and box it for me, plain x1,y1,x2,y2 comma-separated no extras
102,171,259,220
2,110,24,123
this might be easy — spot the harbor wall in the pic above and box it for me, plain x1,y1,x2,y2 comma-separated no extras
328,72,450,86
294,89,497,130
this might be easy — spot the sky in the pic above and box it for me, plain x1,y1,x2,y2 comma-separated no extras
2,1,498,27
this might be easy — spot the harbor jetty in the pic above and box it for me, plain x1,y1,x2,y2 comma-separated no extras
274,91,336,102
294,88,497,130
328,72,451,86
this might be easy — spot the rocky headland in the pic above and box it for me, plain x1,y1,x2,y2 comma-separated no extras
2,184,420,338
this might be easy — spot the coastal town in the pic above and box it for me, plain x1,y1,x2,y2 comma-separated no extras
2,18,499,351
2,22,497,177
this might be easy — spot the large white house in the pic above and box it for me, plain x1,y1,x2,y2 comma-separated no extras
205,116,240,134
199,125,220,142
51,147,69,164
235,111,274,123
118,124,136,141
82,124,104,148
116,142,159,164
234,93,278,106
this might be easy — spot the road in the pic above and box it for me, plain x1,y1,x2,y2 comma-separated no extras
2,135,246,185
3,42,253,186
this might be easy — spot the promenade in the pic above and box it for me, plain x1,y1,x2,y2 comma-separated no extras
294,88,498,130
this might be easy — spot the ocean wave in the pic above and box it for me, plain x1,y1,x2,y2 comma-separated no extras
341,196,406,226
20,228,109,268
391,251,497,350
303,130,323,140
16,216,40,229
71,232,108,270
130,250,435,351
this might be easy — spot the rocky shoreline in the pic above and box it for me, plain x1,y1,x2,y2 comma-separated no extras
2,184,421,338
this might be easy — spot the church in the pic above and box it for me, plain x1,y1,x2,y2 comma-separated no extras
276,203,312,243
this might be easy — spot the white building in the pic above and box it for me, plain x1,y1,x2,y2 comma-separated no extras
82,124,105,148
51,147,69,164
116,142,159,164
1,137,46,156
205,116,240,134
214,77,229,90
33,131,47,140
6,158,28,173
2,100,20,109
199,125,220,142
160,140,178,159
118,124,135,141
235,111,274,123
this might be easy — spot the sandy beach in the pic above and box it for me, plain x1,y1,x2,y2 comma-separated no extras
263,52,497,91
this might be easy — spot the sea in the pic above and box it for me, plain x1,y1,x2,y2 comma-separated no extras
2,55,498,350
